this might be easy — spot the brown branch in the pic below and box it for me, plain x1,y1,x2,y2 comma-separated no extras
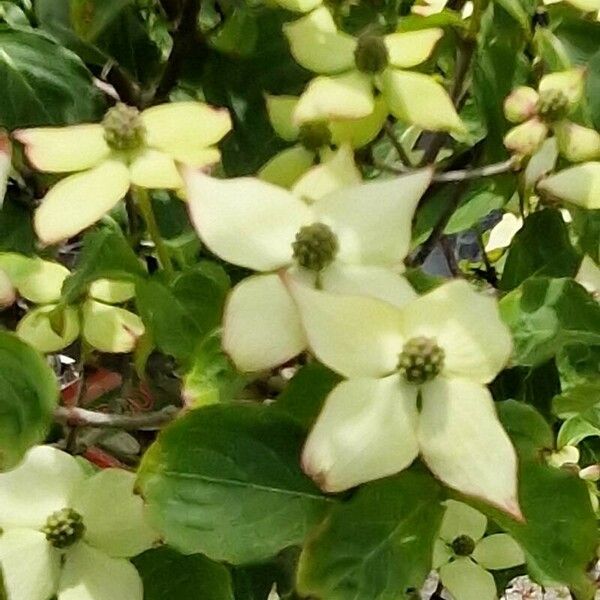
55,406,179,430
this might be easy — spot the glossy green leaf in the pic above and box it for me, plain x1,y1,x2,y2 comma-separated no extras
0,26,104,129
552,384,600,419
0,332,59,470
500,277,600,366
275,363,340,429
133,547,234,600
137,404,332,564
297,472,444,600
500,210,580,291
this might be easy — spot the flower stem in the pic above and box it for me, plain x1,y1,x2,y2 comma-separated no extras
134,186,175,277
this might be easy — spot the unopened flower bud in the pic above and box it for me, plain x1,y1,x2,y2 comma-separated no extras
503,118,548,156
354,35,389,74
0,268,15,309
503,86,539,124
554,120,600,163
298,121,332,151
451,535,475,556
102,103,146,153
538,68,585,113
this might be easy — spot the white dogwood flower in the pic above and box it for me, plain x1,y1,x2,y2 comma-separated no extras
0,446,156,600
434,500,524,600
287,277,521,515
185,159,432,372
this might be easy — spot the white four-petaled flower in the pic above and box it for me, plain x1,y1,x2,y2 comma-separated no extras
0,446,156,600
184,161,432,372
286,277,521,515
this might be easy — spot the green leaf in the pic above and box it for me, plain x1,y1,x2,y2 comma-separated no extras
552,384,600,419
497,400,554,460
500,277,600,366
557,343,600,389
0,196,35,254
133,547,234,600
0,26,104,129
62,225,147,304
136,263,229,363
182,332,246,408
275,363,340,429
500,210,580,291
137,404,332,564
0,332,58,470
70,0,132,42
479,462,597,598
557,414,600,448
297,472,444,600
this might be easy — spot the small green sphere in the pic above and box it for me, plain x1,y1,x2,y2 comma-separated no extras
298,122,332,151
42,507,85,549
398,336,444,384
292,223,339,272
102,103,146,152
451,534,476,557
354,35,389,74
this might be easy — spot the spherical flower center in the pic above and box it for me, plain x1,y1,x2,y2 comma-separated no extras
102,103,146,152
536,89,569,122
398,336,444,384
292,223,339,272
298,121,332,151
354,34,389,74
42,507,85,549
451,534,475,557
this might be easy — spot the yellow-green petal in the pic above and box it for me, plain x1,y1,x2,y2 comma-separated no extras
384,28,443,68
82,300,144,353
439,500,487,543
129,149,183,189
503,118,548,156
564,0,600,10
382,69,465,133
266,95,301,141
329,96,388,148
439,558,496,600
34,160,130,245
0,254,69,304
576,255,600,295
283,7,357,74
17,304,80,354
89,279,136,304
142,101,231,160
503,86,539,124
259,146,315,188
554,120,600,163
14,125,110,173
0,267,15,308
473,534,525,570
294,72,375,124
292,144,361,203
538,162,600,209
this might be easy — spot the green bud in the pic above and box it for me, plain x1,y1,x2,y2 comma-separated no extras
398,336,444,384
451,534,475,557
292,223,339,272
102,103,146,152
354,35,389,74
42,508,85,549
298,122,332,151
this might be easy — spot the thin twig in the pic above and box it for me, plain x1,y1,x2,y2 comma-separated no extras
54,406,179,430
383,121,413,167
375,157,517,182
